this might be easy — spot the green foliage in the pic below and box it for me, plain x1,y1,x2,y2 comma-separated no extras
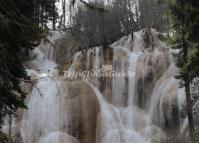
186,45,199,79
0,0,59,126
0,0,58,126
0,131,8,141
170,0,199,83
0,0,37,125
170,1,199,141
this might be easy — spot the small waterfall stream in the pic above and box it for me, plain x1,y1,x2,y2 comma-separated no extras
128,52,142,106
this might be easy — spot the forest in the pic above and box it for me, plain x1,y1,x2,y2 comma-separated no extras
0,0,199,143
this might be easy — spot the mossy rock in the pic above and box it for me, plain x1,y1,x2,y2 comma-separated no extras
0,131,8,142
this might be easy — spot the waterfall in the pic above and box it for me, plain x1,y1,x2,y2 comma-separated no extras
149,65,184,134
86,44,150,143
87,82,145,143
127,52,142,106
28,48,57,71
112,47,128,107
21,77,60,143
2,29,187,143
94,47,101,89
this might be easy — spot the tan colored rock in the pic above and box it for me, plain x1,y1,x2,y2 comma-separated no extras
59,79,100,143
134,47,170,109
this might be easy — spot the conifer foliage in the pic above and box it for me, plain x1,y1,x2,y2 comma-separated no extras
170,0,199,142
0,0,58,126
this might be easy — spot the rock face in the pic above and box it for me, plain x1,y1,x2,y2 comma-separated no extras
1,29,187,143
134,44,170,109
58,80,100,143
53,37,80,70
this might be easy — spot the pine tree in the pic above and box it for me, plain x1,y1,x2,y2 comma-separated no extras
185,1,199,79
170,0,199,142
0,0,36,125
0,0,59,127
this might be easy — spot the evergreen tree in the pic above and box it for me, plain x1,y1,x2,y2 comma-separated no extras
0,0,59,126
170,0,199,142
185,1,199,79
0,0,36,125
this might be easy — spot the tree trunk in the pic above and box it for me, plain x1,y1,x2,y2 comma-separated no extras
8,114,12,143
185,80,195,143
41,5,44,29
63,0,66,28
52,1,56,30
181,0,195,141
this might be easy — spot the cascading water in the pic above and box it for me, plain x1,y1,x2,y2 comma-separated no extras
87,82,145,143
111,47,128,107
2,29,187,143
128,52,142,106
94,47,101,89
21,77,60,143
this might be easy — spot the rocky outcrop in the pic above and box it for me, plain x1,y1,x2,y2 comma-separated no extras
134,47,170,109
58,80,100,143
53,37,80,70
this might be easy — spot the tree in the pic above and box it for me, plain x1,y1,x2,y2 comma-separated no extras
0,0,59,127
68,0,139,47
34,0,59,30
139,0,170,32
170,0,199,142
185,1,199,79
67,0,172,49
0,0,36,125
